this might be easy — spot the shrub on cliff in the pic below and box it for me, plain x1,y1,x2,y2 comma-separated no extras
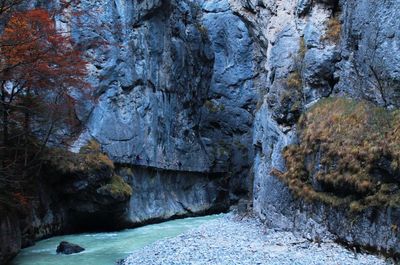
44,140,114,175
43,140,132,200
97,175,132,201
277,97,400,211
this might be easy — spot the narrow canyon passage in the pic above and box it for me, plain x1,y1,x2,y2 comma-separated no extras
1,0,400,264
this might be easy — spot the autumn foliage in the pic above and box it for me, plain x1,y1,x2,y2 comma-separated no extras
0,6,90,208
0,9,87,91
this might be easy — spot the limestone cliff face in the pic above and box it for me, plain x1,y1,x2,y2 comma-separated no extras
74,0,214,172
66,0,258,202
231,0,400,255
61,0,257,202
0,215,20,265
199,0,257,200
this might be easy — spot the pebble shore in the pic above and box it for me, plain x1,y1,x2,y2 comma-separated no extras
121,214,392,265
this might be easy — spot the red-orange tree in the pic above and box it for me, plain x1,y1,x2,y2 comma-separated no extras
0,8,90,201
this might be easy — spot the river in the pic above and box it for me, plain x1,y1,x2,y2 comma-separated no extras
11,214,222,265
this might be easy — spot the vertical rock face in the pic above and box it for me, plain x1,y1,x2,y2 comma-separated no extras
119,167,228,224
71,0,258,201
336,0,400,107
231,0,400,254
230,0,339,227
79,0,214,172
59,0,238,240
199,0,258,200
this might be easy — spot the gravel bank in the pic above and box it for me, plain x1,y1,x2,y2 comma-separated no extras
121,214,392,265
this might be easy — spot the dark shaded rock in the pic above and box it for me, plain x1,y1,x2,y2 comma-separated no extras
0,213,21,265
296,0,313,16
56,241,85,255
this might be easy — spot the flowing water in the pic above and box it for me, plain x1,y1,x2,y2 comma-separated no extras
11,214,222,265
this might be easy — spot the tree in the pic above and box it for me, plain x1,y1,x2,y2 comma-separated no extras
0,8,90,203
0,0,24,16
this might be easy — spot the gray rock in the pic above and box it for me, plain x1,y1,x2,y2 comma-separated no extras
120,167,229,224
335,0,400,107
79,0,214,172
296,0,313,16
303,47,338,96
199,0,257,200
232,0,400,256
56,241,85,255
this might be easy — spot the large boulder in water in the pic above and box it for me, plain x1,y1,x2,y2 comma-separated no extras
56,241,85,255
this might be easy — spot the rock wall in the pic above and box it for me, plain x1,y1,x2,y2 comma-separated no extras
1,151,228,264
63,0,258,202
64,0,258,201
231,0,400,255
199,0,258,200
75,0,214,172
120,167,228,225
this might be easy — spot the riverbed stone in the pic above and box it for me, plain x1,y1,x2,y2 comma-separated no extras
56,241,85,255
121,214,389,265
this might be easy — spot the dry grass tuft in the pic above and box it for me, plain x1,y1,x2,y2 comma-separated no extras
286,71,302,90
280,97,400,211
322,17,341,43
45,140,114,174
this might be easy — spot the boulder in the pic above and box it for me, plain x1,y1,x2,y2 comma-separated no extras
56,241,85,255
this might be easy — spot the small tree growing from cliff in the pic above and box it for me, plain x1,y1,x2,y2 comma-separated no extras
0,8,89,203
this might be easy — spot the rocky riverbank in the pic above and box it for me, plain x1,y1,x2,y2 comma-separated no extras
121,213,391,265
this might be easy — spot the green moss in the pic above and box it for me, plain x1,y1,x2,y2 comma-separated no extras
279,97,400,211
98,175,132,198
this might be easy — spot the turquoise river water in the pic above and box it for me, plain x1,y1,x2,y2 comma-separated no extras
11,214,222,265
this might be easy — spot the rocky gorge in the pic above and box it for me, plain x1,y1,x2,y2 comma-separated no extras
1,0,400,264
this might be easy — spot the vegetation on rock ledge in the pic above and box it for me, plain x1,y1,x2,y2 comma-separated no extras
276,97,400,211
97,175,133,200
44,140,115,174
45,140,132,200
